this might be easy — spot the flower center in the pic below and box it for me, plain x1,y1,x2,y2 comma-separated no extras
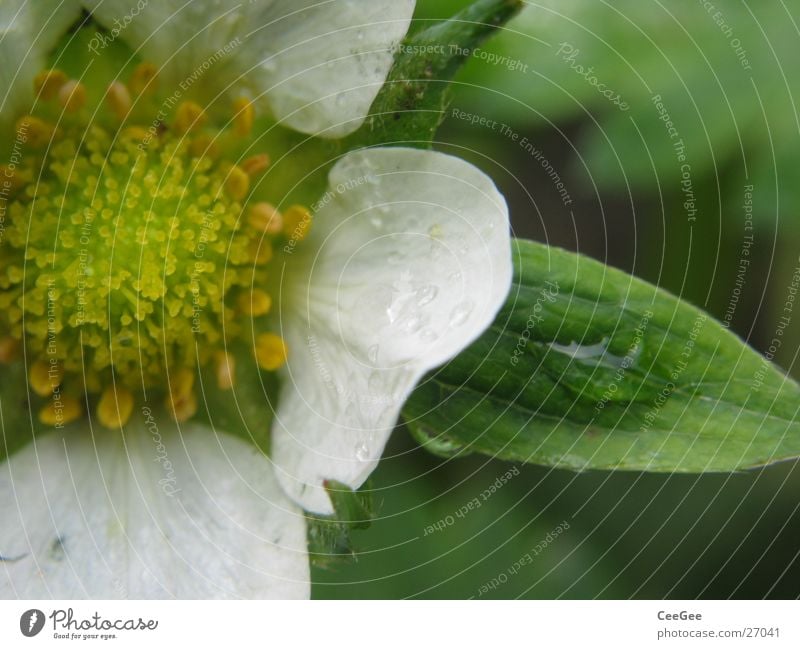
0,65,313,429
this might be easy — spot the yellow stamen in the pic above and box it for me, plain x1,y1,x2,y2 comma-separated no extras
255,333,288,371
241,153,270,176
97,386,134,429
233,97,254,137
283,205,313,241
175,101,206,133
224,164,250,201
215,351,235,390
0,337,19,363
190,133,219,159
129,62,158,95
106,81,132,120
16,115,54,148
166,368,198,422
58,80,87,112
248,239,273,265
30,360,62,397
247,202,283,234
238,289,272,316
33,69,68,101
39,395,82,427
120,125,151,142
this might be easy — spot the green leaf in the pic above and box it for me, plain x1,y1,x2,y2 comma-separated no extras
403,239,800,472
306,480,374,568
348,0,523,148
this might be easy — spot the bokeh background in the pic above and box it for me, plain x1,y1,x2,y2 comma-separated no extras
312,0,800,598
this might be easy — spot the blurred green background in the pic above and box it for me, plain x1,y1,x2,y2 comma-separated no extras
313,0,800,598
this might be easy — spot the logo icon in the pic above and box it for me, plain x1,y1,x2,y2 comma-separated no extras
20,609,45,637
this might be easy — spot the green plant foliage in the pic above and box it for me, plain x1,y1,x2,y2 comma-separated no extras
442,0,798,226
404,239,800,472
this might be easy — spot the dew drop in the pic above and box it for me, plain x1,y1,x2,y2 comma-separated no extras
416,284,438,307
420,328,438,343
449,300,475,327
367,344,379,363
398,314,422,333
355,442,370,462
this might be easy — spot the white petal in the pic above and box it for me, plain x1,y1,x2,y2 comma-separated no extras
0,0,81,126
1,423,309,598
241,0,414,137
83,0,414,137
273,147,512,513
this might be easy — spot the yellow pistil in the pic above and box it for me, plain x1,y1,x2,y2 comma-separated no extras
283,205,313,241
129,62,158,95
39,395,82,427
255,333,288,371
238,289,272,316
3,63,310,433
58,80,87,112
29,360,62,397
175,101,206,133
233,97,254,137
34,69,68,101
215,351,236,390
97,386,135,429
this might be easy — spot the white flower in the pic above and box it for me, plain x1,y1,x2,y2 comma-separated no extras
0,0,512,598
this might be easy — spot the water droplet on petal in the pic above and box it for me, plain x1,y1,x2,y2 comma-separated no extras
355,442,370,462
398,314,422,333
420,328,438,343
367,344,379,363
449,300,475,327
448,271,462,283
370,215,383,228
416,284,438,307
